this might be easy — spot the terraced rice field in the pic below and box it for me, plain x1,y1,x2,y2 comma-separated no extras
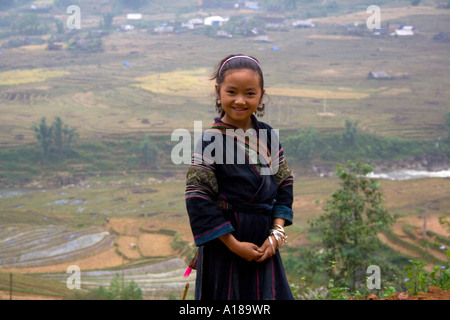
41,258,194,300
0,225,113,268
0,69,70,87
0,185,196,300
0,221,195,299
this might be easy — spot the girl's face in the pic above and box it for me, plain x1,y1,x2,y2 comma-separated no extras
216,68,263,131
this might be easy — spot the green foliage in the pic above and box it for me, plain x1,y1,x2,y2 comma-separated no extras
11,13,45,36
54,19,64,34
52,116,79,162
404,253,450,295
403,259,429,295
100,12,115,30
115,0,148,10
284,126,319,162
310,160,395,290
32,117,53,167
285,120,427,165
343,120,358,146
446,110,450,142
139,135,159,169
223,16,266,36
72,274,143,300
31,117,78,167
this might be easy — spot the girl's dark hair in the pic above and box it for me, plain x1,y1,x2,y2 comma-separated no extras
211,54,266,117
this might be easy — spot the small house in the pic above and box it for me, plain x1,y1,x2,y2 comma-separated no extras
367,71,390,80
154,26,174,34
253,35,271,43
245,1,260,9
120,24,135,32
182,18,204,30
29,4,52,13
394,29,414,36
293,20,315,28
127,13,142,20
204,16,229,26
256,16,286,29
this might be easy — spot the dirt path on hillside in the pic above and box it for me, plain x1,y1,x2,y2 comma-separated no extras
366,286,450,300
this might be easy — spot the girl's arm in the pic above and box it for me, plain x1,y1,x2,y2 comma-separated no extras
219,233,263,262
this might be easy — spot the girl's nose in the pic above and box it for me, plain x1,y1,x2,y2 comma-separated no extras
235,96,245,105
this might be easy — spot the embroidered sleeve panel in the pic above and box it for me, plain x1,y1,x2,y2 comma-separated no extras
274,153,294,186
272,149,294,226
186,166,218,199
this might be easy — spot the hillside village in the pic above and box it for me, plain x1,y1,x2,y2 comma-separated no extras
3,0,448,53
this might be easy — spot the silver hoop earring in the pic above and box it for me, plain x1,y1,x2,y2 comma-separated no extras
215,99,223,115
255,103,265,117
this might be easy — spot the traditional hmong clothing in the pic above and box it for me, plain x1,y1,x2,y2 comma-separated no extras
185,115,294,300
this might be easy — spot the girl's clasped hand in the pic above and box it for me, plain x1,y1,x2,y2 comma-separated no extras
220,220,287,263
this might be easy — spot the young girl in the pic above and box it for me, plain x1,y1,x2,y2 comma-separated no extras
185,54,294,300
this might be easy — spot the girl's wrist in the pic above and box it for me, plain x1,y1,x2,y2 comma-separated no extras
219,233,239,252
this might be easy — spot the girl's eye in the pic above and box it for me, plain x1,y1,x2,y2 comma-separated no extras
226,90,235,95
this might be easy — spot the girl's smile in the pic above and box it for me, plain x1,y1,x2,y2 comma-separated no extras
216,69,264,131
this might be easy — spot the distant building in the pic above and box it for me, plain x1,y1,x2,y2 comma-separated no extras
367,71,390,80
256,16,285,29
293,20,315,28
120,24,135,32
154,26,174,34
245,1,260,9
182,18,204,30
389,25,415,37
28,4,52,13
204,16,229,26
394,29,414,36
253,35,271,43
189,18,204,25
127,13,142,20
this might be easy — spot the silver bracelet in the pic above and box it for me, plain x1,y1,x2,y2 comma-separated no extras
272,224,284,231
268,235,276,254
269,228,288,246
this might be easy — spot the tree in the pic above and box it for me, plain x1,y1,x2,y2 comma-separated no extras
51,117,78,161
32,117,78,166
72,274,143,300
12,13,48,36
310,160,395,290
284,126,319,162
139,135,158,169
116,0,148,10
55,19,64,34
61,122,79,160
283,0,298,10
446,110,450,142
52,117,63,161
32,117,53,167
100,12,114,29
343,119,358,146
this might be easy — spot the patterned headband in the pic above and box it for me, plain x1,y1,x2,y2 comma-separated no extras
218,55,262,76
